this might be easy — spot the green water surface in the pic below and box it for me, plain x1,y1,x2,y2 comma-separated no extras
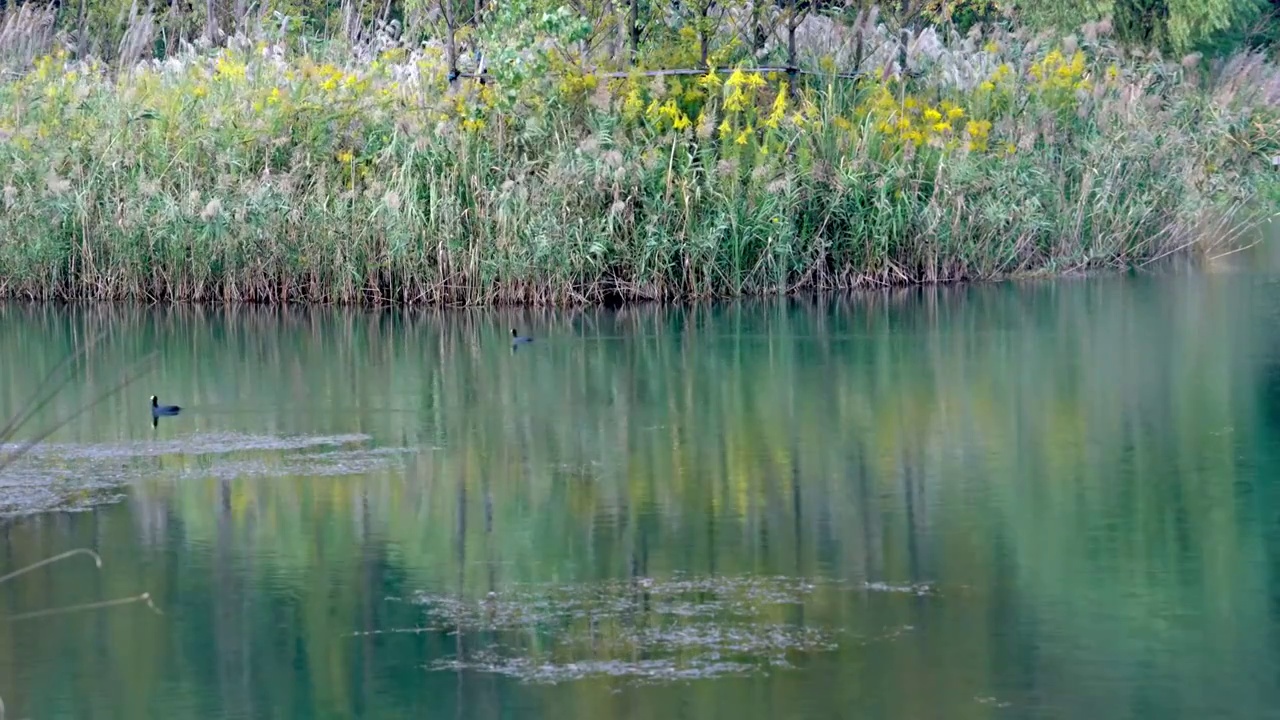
0,267,1278,719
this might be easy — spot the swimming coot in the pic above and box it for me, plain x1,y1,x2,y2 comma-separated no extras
151,395,181,416
511,328,533,345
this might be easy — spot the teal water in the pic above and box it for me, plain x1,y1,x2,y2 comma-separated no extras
0,264,1278,718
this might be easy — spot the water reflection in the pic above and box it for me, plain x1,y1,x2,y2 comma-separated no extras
0,269,1276,719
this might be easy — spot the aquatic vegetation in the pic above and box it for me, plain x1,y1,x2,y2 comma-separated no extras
0,12,1275,303
407,575,845,683
0,431,412,515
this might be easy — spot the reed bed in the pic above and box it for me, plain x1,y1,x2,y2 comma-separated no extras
0,7,1276,305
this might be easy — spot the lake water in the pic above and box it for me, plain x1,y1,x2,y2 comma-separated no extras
1,262,1280,718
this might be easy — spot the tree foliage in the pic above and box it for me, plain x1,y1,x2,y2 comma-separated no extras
20,0,1278,65
1009,0,1271,54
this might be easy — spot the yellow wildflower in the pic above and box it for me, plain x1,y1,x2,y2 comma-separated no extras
623,86,644,118
966,119,993,137
764,84,787,129
724,88,748,112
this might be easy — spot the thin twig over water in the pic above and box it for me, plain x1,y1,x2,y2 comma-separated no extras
0,334,157,475
0,548,100,585
8,591,162,622
0,333,162,718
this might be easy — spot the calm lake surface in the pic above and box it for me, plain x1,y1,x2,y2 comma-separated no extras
2,264,1280,718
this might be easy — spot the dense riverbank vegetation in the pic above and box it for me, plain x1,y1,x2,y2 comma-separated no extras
0,0,1277,303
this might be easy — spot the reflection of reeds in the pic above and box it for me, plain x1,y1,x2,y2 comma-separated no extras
0,335,162,720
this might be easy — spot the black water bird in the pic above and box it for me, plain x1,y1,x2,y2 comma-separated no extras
511,328,534,345
151,395,181,415
150,395,181,427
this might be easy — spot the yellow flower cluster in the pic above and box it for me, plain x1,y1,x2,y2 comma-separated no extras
864,87,978,150
978,63,1012,92
966,119,993,151
558,71,598,99
1030,49,1091,93
214,54,247,82
646,97,692,131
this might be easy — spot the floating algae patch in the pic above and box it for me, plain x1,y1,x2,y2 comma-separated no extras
5,432,375,460
0,478,129,516
408,575,843,684
0,432,411,517
171,447,414,480
861,581,936,596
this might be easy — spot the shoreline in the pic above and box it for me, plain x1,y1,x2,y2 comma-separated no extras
0,244,1258,310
